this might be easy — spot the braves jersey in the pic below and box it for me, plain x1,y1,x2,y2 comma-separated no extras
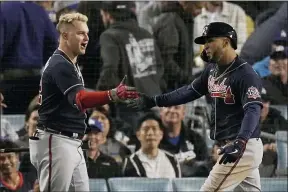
191,56,263,141
37,49,86,134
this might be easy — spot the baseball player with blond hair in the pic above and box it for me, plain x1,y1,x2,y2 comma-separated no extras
29,12,138,191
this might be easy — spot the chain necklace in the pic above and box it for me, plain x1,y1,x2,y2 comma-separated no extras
214,58,236,82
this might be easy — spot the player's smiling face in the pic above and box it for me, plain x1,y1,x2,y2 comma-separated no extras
67,20,89,56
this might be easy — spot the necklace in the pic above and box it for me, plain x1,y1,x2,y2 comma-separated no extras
214,59,236,82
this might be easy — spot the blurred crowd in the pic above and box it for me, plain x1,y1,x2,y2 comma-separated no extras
0,1,287,191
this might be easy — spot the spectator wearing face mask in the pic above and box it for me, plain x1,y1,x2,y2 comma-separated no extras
262,46,288,104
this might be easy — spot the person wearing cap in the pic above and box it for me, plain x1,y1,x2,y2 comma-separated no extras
89,106,131,164
128,22,264,191
262,46,288,104
253,29,287,78
83,117,121,179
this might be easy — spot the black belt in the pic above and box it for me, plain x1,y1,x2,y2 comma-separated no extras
37,126,82,139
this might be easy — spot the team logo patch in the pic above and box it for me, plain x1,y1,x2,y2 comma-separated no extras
246,86,261,99
208,76,235,104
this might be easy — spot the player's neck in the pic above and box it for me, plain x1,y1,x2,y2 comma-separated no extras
217,51,237,66
58,45,78,64
0,171,20,187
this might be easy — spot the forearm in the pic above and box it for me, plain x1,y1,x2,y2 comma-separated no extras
155,85,202,107
75,90,112,111
237,103,262,141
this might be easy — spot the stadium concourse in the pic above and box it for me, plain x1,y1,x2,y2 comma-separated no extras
0,1,287,192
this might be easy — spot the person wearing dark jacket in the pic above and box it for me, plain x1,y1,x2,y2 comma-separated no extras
97,1,165,130
159,105,209,177
258,90,288,177
77,1,106,89
152,1,204,91
262,47,288,105
0,1,58,114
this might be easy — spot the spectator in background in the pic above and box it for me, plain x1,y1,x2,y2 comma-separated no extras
258,88,288,177
152,1,204,90
37,1,56,24
240,2,287,65
194,1,247,56
0,93,18,142
97,1,165,130
253,29,287,78
89,106,131,164
16,105,40,148
159,105,209,177
123,112,181,178
262,47,288,104
0,1,58,114
54,1,79,24
97,1,164,96
77,1,106,89
83,118,121,179
0,139,35,191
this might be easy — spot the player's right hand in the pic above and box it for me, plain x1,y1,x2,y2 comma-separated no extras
126,93,156,111
109,75,139,102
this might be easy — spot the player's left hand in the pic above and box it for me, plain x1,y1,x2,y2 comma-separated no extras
218,139,246,165
109,75,139,102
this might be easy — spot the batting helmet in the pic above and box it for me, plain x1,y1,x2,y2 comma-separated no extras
194,22,238,50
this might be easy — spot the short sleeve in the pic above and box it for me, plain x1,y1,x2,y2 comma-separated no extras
190,65,211,96
53,62,84,95
239,73,263,108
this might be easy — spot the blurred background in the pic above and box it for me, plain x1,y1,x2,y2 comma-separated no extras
0,1,287,191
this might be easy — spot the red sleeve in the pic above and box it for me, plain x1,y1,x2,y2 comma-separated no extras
75,90,112,111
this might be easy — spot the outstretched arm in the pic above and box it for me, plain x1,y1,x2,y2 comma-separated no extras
128,65,212,109
153,83,203,107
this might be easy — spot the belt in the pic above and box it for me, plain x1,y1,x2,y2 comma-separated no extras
37,126,82,139
0,69,41,80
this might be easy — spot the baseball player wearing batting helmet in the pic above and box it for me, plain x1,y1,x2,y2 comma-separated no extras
128,22,263,191
29,12,138,191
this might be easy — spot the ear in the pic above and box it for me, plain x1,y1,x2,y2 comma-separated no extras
62,32,68,40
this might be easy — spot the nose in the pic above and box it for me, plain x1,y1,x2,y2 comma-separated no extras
84,33,89,41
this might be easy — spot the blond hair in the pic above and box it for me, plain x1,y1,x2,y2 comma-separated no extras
56,12,88,33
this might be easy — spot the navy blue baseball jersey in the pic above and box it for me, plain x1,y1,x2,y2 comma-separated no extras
191,56,263,141
37,49,87,134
